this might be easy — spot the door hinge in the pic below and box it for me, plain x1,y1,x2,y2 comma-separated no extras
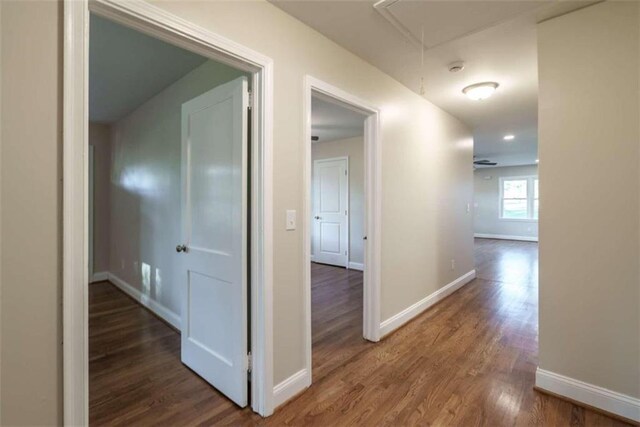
247,351,252,374
345,170,348,176
248,91,253,110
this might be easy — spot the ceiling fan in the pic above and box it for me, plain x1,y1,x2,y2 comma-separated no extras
473,157,497,166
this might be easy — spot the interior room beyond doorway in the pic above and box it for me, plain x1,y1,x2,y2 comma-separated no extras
88,12,258,422
309,94,369,381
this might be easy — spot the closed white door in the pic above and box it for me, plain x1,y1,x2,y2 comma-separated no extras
179,77,249,407
313,157,349,267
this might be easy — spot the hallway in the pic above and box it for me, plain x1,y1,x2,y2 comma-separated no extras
89,239,629,426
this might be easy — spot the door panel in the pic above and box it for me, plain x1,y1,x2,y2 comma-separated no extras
313,157,348,267
180,76,248,407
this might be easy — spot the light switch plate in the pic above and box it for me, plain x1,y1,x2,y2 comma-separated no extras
286,209,296,230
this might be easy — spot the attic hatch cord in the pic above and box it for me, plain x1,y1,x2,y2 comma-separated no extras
419,25,426,96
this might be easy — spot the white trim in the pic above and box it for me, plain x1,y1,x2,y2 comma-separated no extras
88,145,94,280
536,368,640,423
474,233,538,242
302,76,383,390
90,271,109,283
380,270,476,337
64,0,275,422
108,273,181,329
272,369,311,409
63,1,90,424
348,262,364,271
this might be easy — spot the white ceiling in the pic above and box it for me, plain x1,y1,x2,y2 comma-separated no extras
312,96,366,143
89,15,207,123
271,0,596,167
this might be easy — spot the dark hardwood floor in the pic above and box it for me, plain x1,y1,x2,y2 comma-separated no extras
89,239,630,426
310,262,372,384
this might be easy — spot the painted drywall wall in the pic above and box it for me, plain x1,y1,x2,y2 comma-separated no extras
89,122,111,275
149,0,474,384
538,1,639,399
0,1,473,423
311,136,364,266
109,59,247,317
474,165,538,239
0,1,62,424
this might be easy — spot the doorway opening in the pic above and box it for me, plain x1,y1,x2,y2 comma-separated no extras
309,96,367,381
301,77,382,390
63,1,275,423
87,13,254,424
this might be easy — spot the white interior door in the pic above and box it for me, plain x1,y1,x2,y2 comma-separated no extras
179,76,249,407
313,157,349,267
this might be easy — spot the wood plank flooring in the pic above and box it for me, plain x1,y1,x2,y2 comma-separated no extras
89,239,630,426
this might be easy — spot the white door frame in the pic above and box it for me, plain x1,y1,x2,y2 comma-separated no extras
312,156,350,267
63,0,275,424
303,76,382,384
88,145,94,282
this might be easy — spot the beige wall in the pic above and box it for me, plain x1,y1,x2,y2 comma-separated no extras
312,136,365,265
109,59,245,317
0,1,63,424
150,1,473,380
89,122,111,274
538,1,640,398
0,0,473,424
474,165,538,239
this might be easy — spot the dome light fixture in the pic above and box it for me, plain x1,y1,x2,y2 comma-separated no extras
462,82,499,101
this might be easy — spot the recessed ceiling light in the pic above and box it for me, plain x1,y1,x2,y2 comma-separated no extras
503,134,515,140
536,159,539,163
462,82,499,101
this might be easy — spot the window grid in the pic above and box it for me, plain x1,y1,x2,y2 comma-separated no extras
499,176,539,221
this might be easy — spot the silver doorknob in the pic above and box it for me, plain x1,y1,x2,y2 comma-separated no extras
314,216,321,220
176,244,187,253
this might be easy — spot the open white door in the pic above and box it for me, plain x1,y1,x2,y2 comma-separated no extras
179,76,249,407
313,157,349,267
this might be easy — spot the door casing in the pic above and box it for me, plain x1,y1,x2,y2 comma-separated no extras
62,0,275,423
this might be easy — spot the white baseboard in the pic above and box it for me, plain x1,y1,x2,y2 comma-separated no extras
379,270,476,337
536,368,640,422
273,369,310,409
475,233,538,242
90,271,109,283
348,262,364,271
107,272,181,330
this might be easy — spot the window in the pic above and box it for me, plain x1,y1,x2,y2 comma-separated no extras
500,176,539,220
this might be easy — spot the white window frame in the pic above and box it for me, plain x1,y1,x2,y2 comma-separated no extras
499,175,539,222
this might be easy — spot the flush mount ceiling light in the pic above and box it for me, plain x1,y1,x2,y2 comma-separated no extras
503,134,515,140
462,82,499,101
